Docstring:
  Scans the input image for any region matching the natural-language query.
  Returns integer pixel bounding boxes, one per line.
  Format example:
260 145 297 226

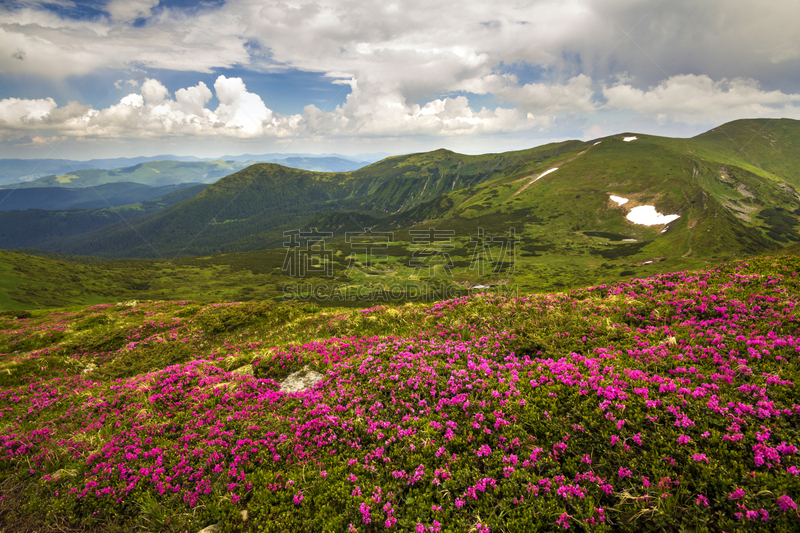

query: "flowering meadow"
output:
2 256 800 532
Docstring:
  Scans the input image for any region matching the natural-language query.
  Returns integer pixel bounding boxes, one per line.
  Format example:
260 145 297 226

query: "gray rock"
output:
50 468 77 481
197 524 220 533
280 365 325 393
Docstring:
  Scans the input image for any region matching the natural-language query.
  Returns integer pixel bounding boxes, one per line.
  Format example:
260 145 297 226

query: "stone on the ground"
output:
280 365 325 392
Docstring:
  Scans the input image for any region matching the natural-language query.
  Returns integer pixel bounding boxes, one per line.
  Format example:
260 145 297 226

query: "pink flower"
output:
677 435 691 445
778 495 797 511
293 490 304 505
696 494 709 507
729 488 746 500
618 467 632 478
359 502 371 524
556 512 572 529
692 453 709 464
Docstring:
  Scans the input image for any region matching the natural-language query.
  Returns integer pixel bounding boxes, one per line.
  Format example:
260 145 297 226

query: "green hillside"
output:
37 145 569 259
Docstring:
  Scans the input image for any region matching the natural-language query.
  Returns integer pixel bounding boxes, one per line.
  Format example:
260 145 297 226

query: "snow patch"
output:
531 167 558 183
594 141 601 145
609 195 629 205
626 205 680 226
643 261 653 264
623 136 637 142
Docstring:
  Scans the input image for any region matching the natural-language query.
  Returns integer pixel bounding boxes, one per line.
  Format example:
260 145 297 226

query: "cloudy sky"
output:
1 0 799 159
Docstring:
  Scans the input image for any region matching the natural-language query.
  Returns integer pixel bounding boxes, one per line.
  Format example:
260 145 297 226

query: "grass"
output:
2 252 800 531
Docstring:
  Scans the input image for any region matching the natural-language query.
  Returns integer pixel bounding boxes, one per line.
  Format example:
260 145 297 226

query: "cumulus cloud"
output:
2 0 800 150
603 74 800 124
0 75 538 142
106 0 161 23
495 75 597 115
0 97 58 128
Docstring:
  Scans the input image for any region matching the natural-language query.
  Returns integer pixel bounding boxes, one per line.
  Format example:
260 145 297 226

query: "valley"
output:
1 118 799 310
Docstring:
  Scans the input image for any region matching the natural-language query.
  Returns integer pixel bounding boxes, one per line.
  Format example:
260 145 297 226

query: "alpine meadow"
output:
2 1 800 532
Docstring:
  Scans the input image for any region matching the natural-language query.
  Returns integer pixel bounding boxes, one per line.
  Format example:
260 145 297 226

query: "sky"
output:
1 0 799 160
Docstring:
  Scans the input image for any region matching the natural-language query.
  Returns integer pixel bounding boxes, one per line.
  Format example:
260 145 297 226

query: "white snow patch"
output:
622 239 637 242
643 261 653 264
623 136 637 142
626 205 680 226
609 195 629 205
531 167 558 183
594 141 601 145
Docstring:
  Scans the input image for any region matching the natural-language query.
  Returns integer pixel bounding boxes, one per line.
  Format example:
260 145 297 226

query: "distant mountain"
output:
0 182 203 211
0 154 377 186
0 156 204 186
0 184 208 251
14 160 253 189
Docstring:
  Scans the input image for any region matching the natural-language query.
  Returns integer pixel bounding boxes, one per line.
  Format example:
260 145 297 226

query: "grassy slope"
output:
1 254 800 531
42 147 561 259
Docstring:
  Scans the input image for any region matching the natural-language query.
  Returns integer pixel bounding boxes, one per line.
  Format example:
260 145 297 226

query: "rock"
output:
50 468 77 481
241 510 248 521
280 365 325 393
197 524 220 533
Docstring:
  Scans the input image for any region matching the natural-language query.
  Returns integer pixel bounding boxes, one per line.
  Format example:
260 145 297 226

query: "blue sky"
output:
1 0 799 159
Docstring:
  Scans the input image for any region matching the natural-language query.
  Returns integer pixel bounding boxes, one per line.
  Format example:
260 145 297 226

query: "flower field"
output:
2 256 800 532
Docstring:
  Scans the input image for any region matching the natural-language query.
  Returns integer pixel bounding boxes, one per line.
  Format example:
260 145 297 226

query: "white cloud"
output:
495 74 596 114
214 75 273 135
0 97 58 128
2 0 800 153
141 78 169 105
0 75 536 142
603 74 800 124
106 0 161 23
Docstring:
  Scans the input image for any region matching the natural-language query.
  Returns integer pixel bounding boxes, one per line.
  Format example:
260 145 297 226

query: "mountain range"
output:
0 117 799 308
0 154 376 187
